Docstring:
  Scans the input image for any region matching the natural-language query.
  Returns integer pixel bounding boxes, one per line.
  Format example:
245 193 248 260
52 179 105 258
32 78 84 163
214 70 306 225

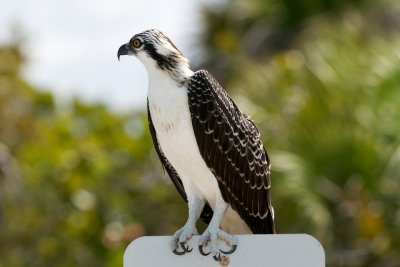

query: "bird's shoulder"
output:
188 69 237 112
189 69 212 80
188 69 220 91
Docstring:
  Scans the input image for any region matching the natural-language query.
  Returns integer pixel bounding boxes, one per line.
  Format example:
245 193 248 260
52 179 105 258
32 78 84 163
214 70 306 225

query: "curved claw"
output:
220 244 237 255
198 244 211 256
172 242 192 255
213 253 221 261
180 242 192 253
172 247 186 255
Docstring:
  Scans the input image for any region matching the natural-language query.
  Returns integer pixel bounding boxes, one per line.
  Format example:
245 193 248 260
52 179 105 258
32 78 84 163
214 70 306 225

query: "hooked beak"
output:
117 43 130 61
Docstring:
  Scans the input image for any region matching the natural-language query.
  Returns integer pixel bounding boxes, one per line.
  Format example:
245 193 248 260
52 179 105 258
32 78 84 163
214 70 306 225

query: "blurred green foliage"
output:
199 0 400 266
1 0 400 266
0 45 186 266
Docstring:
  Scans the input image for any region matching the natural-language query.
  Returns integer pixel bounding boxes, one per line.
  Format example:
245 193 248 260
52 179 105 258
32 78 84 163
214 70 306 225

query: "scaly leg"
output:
171 182 204 255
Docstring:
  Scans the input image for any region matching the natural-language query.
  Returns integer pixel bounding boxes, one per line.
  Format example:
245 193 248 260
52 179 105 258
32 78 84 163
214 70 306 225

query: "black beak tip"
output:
117 44 130 61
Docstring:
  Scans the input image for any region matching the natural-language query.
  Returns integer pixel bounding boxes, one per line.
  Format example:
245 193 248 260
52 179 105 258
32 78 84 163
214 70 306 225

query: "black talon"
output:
180 242 192 253
213 253 221 261
172 247 186 255
199 244 211 256
220 244 237 255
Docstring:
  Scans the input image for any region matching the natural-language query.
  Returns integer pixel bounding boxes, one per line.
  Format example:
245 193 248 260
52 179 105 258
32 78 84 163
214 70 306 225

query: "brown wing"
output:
187 70 275 234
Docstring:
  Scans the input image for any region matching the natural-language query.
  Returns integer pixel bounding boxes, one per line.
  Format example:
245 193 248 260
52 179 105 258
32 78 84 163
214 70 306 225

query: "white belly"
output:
148 79 219 208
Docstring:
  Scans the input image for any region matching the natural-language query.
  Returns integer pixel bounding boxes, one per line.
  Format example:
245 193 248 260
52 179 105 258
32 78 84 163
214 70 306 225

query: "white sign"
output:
124 234 325 267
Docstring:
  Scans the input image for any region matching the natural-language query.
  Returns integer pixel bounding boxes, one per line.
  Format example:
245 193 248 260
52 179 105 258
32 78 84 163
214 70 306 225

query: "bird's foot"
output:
170 224 198 255
198 227 238 261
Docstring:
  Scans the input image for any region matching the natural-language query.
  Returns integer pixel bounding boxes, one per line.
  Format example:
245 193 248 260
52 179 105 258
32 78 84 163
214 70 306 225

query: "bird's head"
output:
118 29 192 83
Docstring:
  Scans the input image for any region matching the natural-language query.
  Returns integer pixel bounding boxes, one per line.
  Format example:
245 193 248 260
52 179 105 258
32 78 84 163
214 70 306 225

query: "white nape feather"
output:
155 39 178 57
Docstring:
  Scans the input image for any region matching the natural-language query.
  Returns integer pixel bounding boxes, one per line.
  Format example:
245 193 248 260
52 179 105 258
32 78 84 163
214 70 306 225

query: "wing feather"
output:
187 70 275 234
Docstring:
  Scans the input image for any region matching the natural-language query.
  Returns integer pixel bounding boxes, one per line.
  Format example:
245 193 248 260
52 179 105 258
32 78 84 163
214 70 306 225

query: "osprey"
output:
118 29 275 261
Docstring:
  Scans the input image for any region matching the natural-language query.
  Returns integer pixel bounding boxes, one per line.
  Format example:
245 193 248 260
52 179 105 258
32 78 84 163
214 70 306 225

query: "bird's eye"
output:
131 38 142 49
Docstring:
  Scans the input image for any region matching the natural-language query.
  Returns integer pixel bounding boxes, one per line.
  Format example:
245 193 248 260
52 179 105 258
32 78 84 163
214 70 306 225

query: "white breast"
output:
147 70 219 208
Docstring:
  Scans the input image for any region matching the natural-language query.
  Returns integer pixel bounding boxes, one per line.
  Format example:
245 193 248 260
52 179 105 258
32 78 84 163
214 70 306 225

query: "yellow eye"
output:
132 38 142 48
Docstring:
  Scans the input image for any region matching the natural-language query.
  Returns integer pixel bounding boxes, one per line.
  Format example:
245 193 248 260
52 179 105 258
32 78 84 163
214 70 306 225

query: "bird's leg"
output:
171 184 204 255
198 195 238 260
